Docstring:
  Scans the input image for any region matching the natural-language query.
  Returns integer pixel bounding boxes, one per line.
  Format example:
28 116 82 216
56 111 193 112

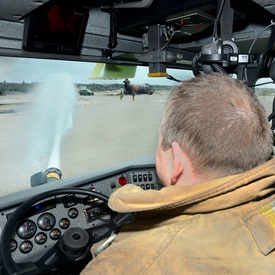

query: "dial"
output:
10 239 17 252
68 208 78 219
19 241 33 254
59 218 70 229
17 220 37 239
50 228 61 240
37 213 56 231
35 232 47 245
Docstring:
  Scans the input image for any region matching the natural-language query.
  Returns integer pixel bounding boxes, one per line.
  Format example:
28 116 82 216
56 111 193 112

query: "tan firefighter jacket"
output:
81 158 275 274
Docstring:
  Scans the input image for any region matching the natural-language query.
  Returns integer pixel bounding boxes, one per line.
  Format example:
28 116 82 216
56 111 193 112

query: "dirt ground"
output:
0 91 169 196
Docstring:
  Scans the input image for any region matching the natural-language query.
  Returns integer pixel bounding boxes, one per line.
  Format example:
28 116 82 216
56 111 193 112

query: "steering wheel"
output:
0 187 134 275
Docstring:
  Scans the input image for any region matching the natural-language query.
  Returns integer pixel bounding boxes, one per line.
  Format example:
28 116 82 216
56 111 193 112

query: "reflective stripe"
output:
261 203 275 227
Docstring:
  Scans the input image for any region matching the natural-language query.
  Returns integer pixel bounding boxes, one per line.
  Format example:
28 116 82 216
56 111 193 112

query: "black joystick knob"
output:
60 227 90 256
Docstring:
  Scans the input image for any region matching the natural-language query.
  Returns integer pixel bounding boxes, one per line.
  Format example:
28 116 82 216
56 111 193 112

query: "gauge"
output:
35 232 47 245
37 213 56 231
68 208 78 219
10 239 17 252
19 241 33 254
59 218 70 229
17 220 37 239
50 228 61 240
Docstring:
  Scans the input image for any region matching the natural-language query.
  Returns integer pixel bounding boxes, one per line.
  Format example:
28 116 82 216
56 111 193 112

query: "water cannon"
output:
45 167 62 182
138 24 184 77
30 167 62 187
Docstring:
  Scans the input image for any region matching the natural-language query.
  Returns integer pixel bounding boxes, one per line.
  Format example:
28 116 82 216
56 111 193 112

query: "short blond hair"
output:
161 73 273 179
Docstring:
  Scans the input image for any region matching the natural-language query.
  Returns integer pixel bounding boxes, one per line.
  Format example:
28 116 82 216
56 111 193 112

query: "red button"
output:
118 176 127 186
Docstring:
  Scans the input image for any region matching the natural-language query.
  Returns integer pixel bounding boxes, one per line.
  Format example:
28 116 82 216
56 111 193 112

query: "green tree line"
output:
255 88 275 96
0 81 172 93
0 81 37 93
75 83 172 91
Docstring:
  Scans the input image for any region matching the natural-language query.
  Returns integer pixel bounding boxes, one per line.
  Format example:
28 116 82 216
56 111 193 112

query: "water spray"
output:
28 74 76 187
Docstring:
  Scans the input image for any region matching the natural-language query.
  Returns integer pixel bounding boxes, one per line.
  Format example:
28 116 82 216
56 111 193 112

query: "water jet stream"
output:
30 74 76 173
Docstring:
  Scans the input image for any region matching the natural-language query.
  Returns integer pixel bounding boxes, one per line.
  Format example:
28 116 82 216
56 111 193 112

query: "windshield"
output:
255 78 275 133
0 56 194 196
2 57 274 197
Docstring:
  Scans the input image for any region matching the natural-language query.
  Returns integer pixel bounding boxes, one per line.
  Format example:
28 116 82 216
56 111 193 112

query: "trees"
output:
0 81 37 93
0 81 173 94
255 88 275 96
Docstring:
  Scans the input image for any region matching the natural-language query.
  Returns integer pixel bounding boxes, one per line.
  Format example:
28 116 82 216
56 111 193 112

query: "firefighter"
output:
120 89 124 100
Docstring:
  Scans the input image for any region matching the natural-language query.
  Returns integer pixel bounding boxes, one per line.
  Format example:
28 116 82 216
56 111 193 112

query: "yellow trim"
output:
148 72 168 77
89 63 137 80
89 63 104 79
47 172 60 180
261 203 275 228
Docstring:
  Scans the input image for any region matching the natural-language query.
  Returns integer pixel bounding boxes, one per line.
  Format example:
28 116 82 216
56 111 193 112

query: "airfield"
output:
0 91 273 196
0 91 168 196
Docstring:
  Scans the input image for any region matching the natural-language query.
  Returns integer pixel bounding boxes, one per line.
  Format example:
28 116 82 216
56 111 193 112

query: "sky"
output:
1 56 273 87
0 56 194 85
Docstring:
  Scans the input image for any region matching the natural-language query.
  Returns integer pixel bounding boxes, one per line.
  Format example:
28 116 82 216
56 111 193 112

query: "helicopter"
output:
123 78 154 95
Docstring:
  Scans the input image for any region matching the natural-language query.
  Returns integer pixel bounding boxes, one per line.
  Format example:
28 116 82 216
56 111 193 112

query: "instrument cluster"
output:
8 193 112 261
0 167 162 263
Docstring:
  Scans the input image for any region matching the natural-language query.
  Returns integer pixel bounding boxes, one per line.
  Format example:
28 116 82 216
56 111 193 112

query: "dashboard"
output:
0 156 162 274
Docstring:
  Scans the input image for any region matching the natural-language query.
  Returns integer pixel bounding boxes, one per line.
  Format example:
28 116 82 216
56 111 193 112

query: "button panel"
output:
130 170 161 190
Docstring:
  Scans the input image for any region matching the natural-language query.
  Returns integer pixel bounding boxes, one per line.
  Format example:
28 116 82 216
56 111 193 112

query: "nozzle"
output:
45 167 62 182
30 167 62 187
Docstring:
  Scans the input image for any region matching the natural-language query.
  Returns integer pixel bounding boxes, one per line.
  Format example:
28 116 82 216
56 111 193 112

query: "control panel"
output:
83 167 161 197
0 167 162 263
2 194 113 262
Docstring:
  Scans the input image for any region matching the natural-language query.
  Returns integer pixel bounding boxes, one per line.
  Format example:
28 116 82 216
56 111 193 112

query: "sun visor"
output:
89 63 136 80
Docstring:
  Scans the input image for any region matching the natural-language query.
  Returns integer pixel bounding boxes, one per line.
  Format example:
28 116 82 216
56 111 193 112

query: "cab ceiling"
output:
0 0 275 69
0 0 274 22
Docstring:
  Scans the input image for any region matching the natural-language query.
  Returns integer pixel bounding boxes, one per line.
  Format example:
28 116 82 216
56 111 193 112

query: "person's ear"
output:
170 141 185 184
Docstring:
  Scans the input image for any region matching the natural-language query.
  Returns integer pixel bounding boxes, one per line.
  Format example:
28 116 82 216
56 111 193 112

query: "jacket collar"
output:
108 158 275 213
